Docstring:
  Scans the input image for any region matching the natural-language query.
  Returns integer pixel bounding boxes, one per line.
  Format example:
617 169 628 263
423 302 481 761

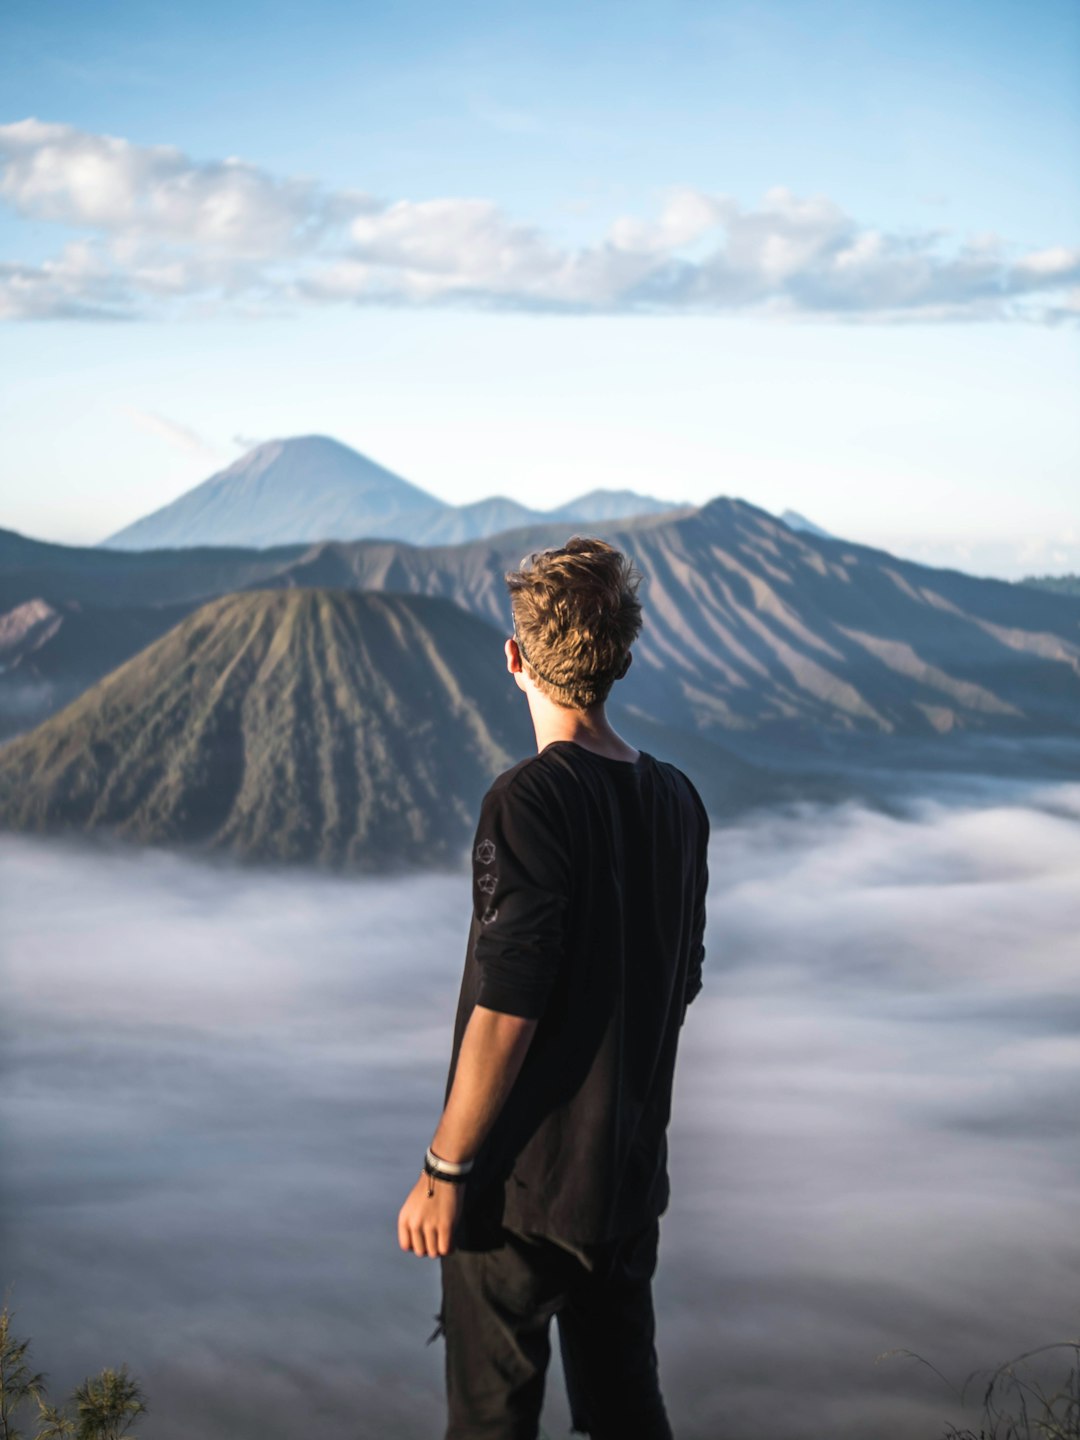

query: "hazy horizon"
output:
1 418 1077 586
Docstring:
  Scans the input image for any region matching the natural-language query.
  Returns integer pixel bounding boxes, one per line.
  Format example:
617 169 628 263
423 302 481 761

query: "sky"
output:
4 772 1080 1438
0 0 1078 577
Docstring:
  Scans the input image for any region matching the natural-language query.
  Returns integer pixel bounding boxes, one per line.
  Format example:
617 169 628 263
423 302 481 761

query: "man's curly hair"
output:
504 536 645 711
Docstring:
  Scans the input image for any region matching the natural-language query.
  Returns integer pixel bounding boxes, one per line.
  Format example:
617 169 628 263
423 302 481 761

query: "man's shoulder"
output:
669 761 707 806
483 748 571 813
648 758 710 838
474 752 575 865
643 753 706 805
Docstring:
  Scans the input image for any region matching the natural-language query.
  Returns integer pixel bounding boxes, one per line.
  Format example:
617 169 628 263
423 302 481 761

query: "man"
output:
397 536 710 1440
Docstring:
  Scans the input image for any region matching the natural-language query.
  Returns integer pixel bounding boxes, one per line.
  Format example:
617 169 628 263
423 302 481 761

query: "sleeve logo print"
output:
480 905 499 924
477 872 498 895
474 839 496 865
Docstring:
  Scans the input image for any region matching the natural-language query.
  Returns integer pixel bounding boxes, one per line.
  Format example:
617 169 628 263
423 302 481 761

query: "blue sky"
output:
1 0 1077 577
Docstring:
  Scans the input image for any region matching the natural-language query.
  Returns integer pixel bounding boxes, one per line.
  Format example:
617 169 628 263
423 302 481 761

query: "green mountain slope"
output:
0 589 537 869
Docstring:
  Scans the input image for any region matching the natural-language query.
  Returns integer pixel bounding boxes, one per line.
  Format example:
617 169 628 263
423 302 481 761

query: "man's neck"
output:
529 703 640 762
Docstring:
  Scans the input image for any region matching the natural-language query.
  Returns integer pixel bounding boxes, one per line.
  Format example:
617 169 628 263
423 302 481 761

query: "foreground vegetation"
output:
0 1305 146 1440
879 1339 1080 1438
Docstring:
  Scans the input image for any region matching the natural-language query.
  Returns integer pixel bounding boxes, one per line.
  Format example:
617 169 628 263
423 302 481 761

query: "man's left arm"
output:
397 1005 538 1259
397 777 571 1260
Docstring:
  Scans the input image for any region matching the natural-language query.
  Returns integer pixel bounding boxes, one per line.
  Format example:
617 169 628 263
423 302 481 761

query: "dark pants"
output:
427 1216 674 1440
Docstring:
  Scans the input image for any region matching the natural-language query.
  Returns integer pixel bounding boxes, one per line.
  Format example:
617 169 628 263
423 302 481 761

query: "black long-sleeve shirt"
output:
441 738 710 1258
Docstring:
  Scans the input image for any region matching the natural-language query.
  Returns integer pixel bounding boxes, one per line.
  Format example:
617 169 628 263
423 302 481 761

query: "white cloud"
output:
1010 245 1080 283
346 198 560 292
608 185 725 254
1 118 1076 326
0 117 368 253
0 238 134 320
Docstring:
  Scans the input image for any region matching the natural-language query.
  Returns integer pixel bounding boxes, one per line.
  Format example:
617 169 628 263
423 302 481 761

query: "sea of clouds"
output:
2 775 1079 1439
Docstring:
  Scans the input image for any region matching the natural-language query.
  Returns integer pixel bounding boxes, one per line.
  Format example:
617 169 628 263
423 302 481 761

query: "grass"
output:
878 1339 1080 1438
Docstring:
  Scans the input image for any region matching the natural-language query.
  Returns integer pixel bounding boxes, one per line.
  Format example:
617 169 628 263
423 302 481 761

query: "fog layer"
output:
2 779 1079 1439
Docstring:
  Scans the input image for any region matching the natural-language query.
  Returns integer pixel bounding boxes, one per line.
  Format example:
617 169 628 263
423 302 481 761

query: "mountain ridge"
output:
4 495 1079 744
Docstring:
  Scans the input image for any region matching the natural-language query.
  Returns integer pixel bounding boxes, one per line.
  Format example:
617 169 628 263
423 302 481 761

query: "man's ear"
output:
618 651 633 679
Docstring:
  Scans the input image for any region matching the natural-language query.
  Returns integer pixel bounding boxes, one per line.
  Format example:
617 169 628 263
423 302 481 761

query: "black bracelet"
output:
424 1156 470 1184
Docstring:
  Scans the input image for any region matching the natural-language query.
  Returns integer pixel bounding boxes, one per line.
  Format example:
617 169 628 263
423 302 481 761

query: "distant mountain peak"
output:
100 436 444 551
98 433 684 552
698 495 781 527
546 487 683 524
218 434 363 471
